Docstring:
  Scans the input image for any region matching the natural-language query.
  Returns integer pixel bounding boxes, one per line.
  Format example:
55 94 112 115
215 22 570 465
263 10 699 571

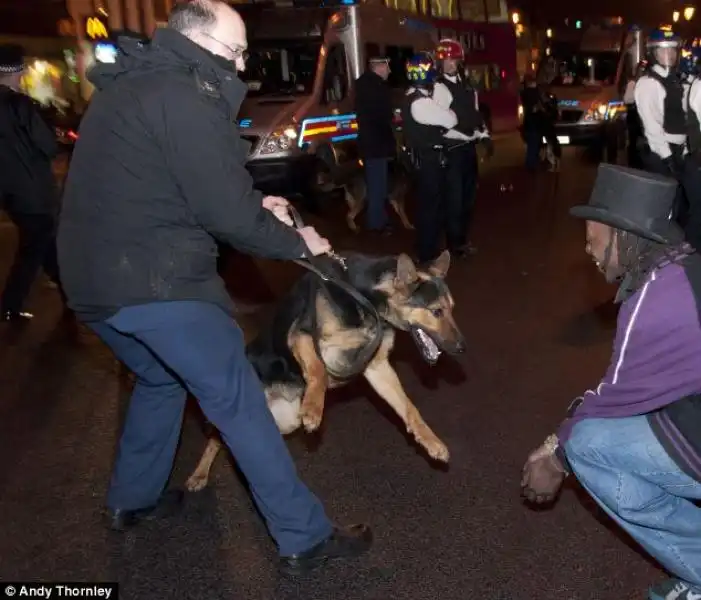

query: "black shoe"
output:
1 310 33 323
106 489 185 531
279 524 373 576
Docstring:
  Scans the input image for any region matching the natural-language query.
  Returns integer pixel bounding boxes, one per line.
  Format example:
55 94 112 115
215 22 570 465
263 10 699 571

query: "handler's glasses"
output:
201 32 249 62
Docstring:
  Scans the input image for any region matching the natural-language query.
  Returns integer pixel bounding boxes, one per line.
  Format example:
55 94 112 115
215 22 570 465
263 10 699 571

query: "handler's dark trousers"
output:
88 300 333 556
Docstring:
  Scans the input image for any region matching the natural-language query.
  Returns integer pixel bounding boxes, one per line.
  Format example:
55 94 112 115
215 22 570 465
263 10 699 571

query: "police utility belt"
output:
406 144 449 169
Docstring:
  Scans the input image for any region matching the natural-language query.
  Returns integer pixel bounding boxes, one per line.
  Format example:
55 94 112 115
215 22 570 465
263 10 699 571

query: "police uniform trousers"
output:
641 145 690 225
411 148 448 263
682 155 701 251
0 199 61 315
445 142 478 252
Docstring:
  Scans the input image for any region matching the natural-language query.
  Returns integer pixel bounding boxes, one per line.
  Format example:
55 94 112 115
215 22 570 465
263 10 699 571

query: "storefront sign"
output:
85 16 109 41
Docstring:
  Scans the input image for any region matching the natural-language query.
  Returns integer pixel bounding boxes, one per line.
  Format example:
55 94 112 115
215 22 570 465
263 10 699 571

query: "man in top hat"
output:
354 54 395 234
0 44 61 323
521 164 701 600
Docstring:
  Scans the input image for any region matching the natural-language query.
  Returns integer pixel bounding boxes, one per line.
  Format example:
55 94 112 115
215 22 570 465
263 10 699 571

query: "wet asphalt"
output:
0 138 662 599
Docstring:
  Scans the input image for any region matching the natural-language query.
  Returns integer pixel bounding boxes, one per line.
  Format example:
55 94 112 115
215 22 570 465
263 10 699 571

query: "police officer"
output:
678 45 701 249
0 44 61 323
401 53 458 264
354 55 394 234
433 39 493 257
634 29 688 219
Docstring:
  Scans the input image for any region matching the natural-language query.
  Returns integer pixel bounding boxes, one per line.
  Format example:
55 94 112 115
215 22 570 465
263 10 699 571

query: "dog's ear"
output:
428 250 450 279
395 253 418 289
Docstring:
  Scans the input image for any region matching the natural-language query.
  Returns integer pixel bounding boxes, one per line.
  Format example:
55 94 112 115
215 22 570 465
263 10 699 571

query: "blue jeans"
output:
364 157 389 230
88 300 333 556
564 416 701 592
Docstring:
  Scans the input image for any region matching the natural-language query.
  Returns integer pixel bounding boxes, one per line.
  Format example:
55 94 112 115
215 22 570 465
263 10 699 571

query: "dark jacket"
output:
520 85 542 132
57 28 307 322
0 86 58 215
354 70 395 159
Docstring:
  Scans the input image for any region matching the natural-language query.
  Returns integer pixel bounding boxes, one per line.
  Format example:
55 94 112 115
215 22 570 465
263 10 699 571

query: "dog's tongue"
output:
416 329 441 361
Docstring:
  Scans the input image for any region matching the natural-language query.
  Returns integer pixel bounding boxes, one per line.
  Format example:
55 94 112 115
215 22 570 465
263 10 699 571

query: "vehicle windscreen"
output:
543 51 619 86
240 41 321 96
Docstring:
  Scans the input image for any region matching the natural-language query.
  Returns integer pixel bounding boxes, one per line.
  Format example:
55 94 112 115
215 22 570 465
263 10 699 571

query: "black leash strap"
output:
287 206 384 379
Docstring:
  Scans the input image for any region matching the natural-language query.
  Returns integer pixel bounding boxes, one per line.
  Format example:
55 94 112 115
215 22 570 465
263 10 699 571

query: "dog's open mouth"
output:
411 327 442 365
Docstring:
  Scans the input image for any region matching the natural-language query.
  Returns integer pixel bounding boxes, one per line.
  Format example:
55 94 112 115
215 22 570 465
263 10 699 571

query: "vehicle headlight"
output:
583 103 609 121
259 126 298 155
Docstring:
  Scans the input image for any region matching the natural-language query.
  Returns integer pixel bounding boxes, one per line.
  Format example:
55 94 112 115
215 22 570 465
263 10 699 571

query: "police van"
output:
235 0 485 199
538 22 631 162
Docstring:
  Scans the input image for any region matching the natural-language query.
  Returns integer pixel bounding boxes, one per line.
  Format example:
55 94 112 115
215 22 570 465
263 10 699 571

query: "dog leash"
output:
286 205 385 380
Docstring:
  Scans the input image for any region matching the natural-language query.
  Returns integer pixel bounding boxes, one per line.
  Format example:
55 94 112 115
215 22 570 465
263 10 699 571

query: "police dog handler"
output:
57 0 371 575
521 164 701 600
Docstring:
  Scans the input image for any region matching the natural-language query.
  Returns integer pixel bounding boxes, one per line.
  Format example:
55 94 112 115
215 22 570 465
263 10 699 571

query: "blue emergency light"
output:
293 0 356 6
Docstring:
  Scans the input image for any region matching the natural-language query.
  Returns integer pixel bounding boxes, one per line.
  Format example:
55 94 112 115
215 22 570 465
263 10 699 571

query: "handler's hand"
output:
262 195 294 227
298 226 331 256
521 444 566 505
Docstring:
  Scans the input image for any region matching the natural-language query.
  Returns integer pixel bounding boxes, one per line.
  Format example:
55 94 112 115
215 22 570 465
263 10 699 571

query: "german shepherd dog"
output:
315 157 415 233
185 250 464 492
342 160 415 233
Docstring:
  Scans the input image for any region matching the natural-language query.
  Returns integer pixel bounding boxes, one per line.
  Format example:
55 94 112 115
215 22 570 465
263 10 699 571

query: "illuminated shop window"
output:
466 63 502 90
389 0 419 13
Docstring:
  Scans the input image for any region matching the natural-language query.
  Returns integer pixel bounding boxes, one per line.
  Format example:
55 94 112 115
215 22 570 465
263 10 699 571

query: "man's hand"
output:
262 195 294 227
521 442 567 504
262 195 330 256
298 226 331 256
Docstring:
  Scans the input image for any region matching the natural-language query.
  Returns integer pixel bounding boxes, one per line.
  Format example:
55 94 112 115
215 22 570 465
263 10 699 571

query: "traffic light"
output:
575 20 582 29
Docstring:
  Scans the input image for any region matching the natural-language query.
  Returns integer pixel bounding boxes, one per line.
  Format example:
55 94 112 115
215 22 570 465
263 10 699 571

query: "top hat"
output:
570 163 682 244
0 44 25 74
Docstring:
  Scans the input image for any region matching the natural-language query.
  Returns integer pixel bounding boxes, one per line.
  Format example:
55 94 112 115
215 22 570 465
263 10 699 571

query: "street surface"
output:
0 137 662 599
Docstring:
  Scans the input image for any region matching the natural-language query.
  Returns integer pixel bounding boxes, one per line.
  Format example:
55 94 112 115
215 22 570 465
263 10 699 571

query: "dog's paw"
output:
184 472 209 492
301 406 324 432
411 425 450 462
425 438 450 462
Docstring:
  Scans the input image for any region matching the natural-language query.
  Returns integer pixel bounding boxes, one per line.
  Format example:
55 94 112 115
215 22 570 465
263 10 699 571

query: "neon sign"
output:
86 16 109 41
